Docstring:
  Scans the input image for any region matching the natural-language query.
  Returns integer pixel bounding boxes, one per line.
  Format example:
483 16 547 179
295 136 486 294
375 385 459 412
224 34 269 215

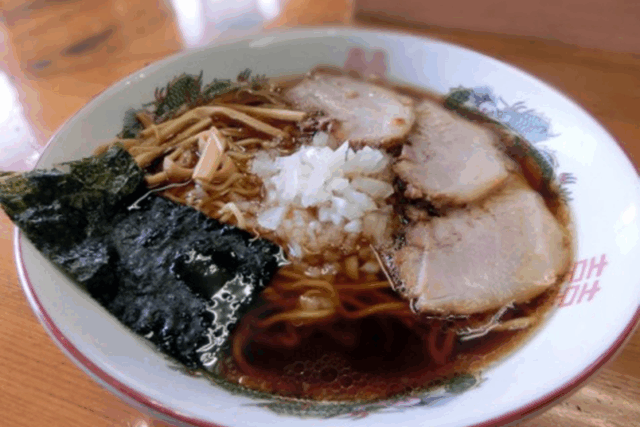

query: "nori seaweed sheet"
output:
0 146 283 369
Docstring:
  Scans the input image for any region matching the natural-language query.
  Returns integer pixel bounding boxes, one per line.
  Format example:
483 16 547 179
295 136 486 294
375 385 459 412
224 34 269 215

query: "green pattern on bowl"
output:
208 372 480 419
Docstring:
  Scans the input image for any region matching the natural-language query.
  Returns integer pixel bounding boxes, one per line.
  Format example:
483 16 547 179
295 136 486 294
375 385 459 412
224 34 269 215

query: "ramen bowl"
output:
15 28 640 427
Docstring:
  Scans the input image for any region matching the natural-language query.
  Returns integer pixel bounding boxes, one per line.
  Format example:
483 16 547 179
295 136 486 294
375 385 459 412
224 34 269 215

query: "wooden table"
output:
1 1 639 426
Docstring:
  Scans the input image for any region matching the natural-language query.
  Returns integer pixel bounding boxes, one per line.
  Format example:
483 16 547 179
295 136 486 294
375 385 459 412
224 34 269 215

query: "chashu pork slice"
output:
394 100 512 206
384 177 572 315
285 74 415 148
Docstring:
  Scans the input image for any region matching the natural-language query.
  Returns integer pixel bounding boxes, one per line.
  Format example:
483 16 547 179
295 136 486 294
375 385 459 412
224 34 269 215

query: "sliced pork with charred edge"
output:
285 74 415 149
381 176 572 315
393 100 513 207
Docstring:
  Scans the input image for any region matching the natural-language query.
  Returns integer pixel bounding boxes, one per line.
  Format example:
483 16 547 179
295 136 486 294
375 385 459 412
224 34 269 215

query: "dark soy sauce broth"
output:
217 286 561 401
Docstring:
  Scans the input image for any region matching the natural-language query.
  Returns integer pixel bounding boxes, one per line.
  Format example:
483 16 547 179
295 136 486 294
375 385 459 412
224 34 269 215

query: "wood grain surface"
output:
356 0 640 54
0 1 639 426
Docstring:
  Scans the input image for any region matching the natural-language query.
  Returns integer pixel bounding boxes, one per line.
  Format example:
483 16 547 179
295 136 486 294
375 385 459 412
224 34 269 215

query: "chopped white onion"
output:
362 210 391 245
318 206 332 223
328 177 350 193
252 141 394 259
347 187 377 209
292 209 306 227
341 146 389 176
312 131 329 147
330 211 344 226
257 205 288 230
251 151 279 177
344 219 362 233
350 177 394 199
288 242 303 258
360 260 381 274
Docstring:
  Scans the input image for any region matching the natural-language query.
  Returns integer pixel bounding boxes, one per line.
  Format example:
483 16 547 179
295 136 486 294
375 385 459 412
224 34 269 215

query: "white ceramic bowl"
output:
14 28 640 427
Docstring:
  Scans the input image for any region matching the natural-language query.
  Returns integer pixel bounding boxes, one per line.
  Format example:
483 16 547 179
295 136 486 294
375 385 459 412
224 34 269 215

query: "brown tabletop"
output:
1 1 639 426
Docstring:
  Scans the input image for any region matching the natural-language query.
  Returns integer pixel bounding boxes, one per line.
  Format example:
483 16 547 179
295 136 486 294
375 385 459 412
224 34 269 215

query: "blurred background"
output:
1 0 639 170
1 1 639 426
